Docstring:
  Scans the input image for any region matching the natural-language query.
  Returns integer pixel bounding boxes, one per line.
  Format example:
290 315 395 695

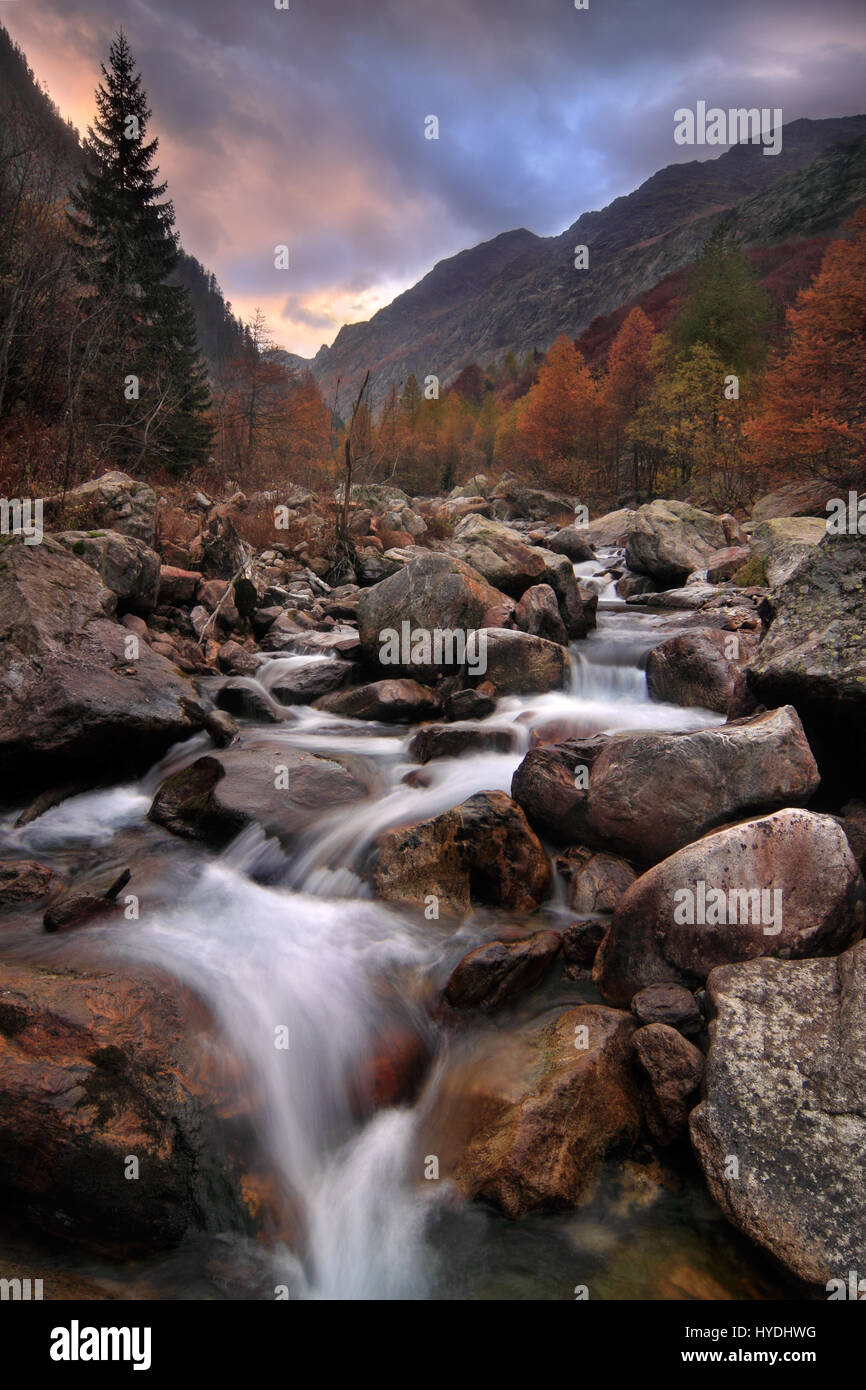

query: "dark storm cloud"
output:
6 0 865 352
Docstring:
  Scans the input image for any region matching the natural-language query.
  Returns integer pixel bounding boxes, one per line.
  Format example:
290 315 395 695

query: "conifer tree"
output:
67 31 212 470
673 223 771 374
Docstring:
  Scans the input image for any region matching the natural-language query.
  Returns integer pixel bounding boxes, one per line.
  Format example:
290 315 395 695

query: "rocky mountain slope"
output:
312 117 866 411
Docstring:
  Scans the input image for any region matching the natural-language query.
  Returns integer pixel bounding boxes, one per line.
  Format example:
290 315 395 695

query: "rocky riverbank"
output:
0 469 863 1299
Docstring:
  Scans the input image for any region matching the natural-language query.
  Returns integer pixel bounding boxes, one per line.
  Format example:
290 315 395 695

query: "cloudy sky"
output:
6 0 865 356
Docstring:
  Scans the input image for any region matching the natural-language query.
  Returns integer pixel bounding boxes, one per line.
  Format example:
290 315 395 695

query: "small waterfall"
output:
0 600 726 1300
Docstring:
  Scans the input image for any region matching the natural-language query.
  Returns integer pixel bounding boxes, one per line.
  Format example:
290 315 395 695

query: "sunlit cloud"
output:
4 0 864 358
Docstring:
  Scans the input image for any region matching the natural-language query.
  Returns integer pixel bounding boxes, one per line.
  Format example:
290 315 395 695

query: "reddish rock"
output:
593 809 866 1004
407 723 517 763
516 706 820 865
514 583 568 645
630 983 702 1035
371 790 551 914
217 641 260 677
43 867 131 933
631 1023 705 1144
561 919 607 967
444 687 496 721
158 565 202 604
555 846 636 913
349 1025 430 1117
705 545 752 583
431 1005 640 1217
646 628 758 715
314 679 442 723
444 931 561 1011
0 960 256 1253
0 861 59 905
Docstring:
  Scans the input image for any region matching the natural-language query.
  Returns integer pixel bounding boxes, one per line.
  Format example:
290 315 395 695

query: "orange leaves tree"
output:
516 334 598 489
747 206 866 488
601 306 657 496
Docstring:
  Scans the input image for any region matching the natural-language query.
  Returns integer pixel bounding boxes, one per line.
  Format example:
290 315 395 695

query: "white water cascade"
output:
0 602 726 1299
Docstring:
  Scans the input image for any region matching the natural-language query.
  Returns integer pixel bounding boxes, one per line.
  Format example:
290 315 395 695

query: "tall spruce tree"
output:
67 31 212 470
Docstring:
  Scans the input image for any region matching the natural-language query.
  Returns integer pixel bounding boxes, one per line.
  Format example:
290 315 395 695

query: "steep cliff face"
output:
311 116 866 411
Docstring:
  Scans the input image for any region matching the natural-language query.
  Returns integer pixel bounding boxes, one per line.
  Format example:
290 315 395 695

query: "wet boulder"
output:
444 687 496 722
407 723 518 763
514 583 568 646
314 679 441 723
593 809 866 1004
511 737 608 845
513 708 819 864
630 983 702 1036
0 538 205 786
215 678 284 723
269 659 357 705
561 919 607 967
472 628 570 695
0 861 59 906
545 525 595 562
444 930 562 1011
646 628 759 715
216 641 261 677
690 940 866 1291
581 706 819 864
149 737 372 848
555 846 637 914
43 866 131 933
432 1005 640 1217
371 790 551 914
0 960 254 1253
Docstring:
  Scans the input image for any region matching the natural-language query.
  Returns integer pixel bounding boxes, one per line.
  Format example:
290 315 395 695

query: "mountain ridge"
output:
311 115 866 411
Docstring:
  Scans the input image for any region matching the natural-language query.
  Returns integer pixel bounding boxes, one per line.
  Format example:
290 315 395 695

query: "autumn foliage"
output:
747 205 866 487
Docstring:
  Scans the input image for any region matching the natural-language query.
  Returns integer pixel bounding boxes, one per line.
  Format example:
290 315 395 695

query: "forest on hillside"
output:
1 25 864 516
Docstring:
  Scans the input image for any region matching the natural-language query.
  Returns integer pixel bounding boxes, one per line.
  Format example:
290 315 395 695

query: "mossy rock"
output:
733 553 768 587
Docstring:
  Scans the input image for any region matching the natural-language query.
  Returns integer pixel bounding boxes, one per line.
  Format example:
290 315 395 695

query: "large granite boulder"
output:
751 516 827 588
593 808 866 1003
45 470 157 545
646 628 759 715
357 552 513 683
54 529 161 614
691 941 866 1290
746 535 866 799
625 501 727 585
0 538 205 786
512 707 819 864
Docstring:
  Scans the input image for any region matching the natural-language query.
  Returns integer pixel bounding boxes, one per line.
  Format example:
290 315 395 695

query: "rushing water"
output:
0 578 792 1301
